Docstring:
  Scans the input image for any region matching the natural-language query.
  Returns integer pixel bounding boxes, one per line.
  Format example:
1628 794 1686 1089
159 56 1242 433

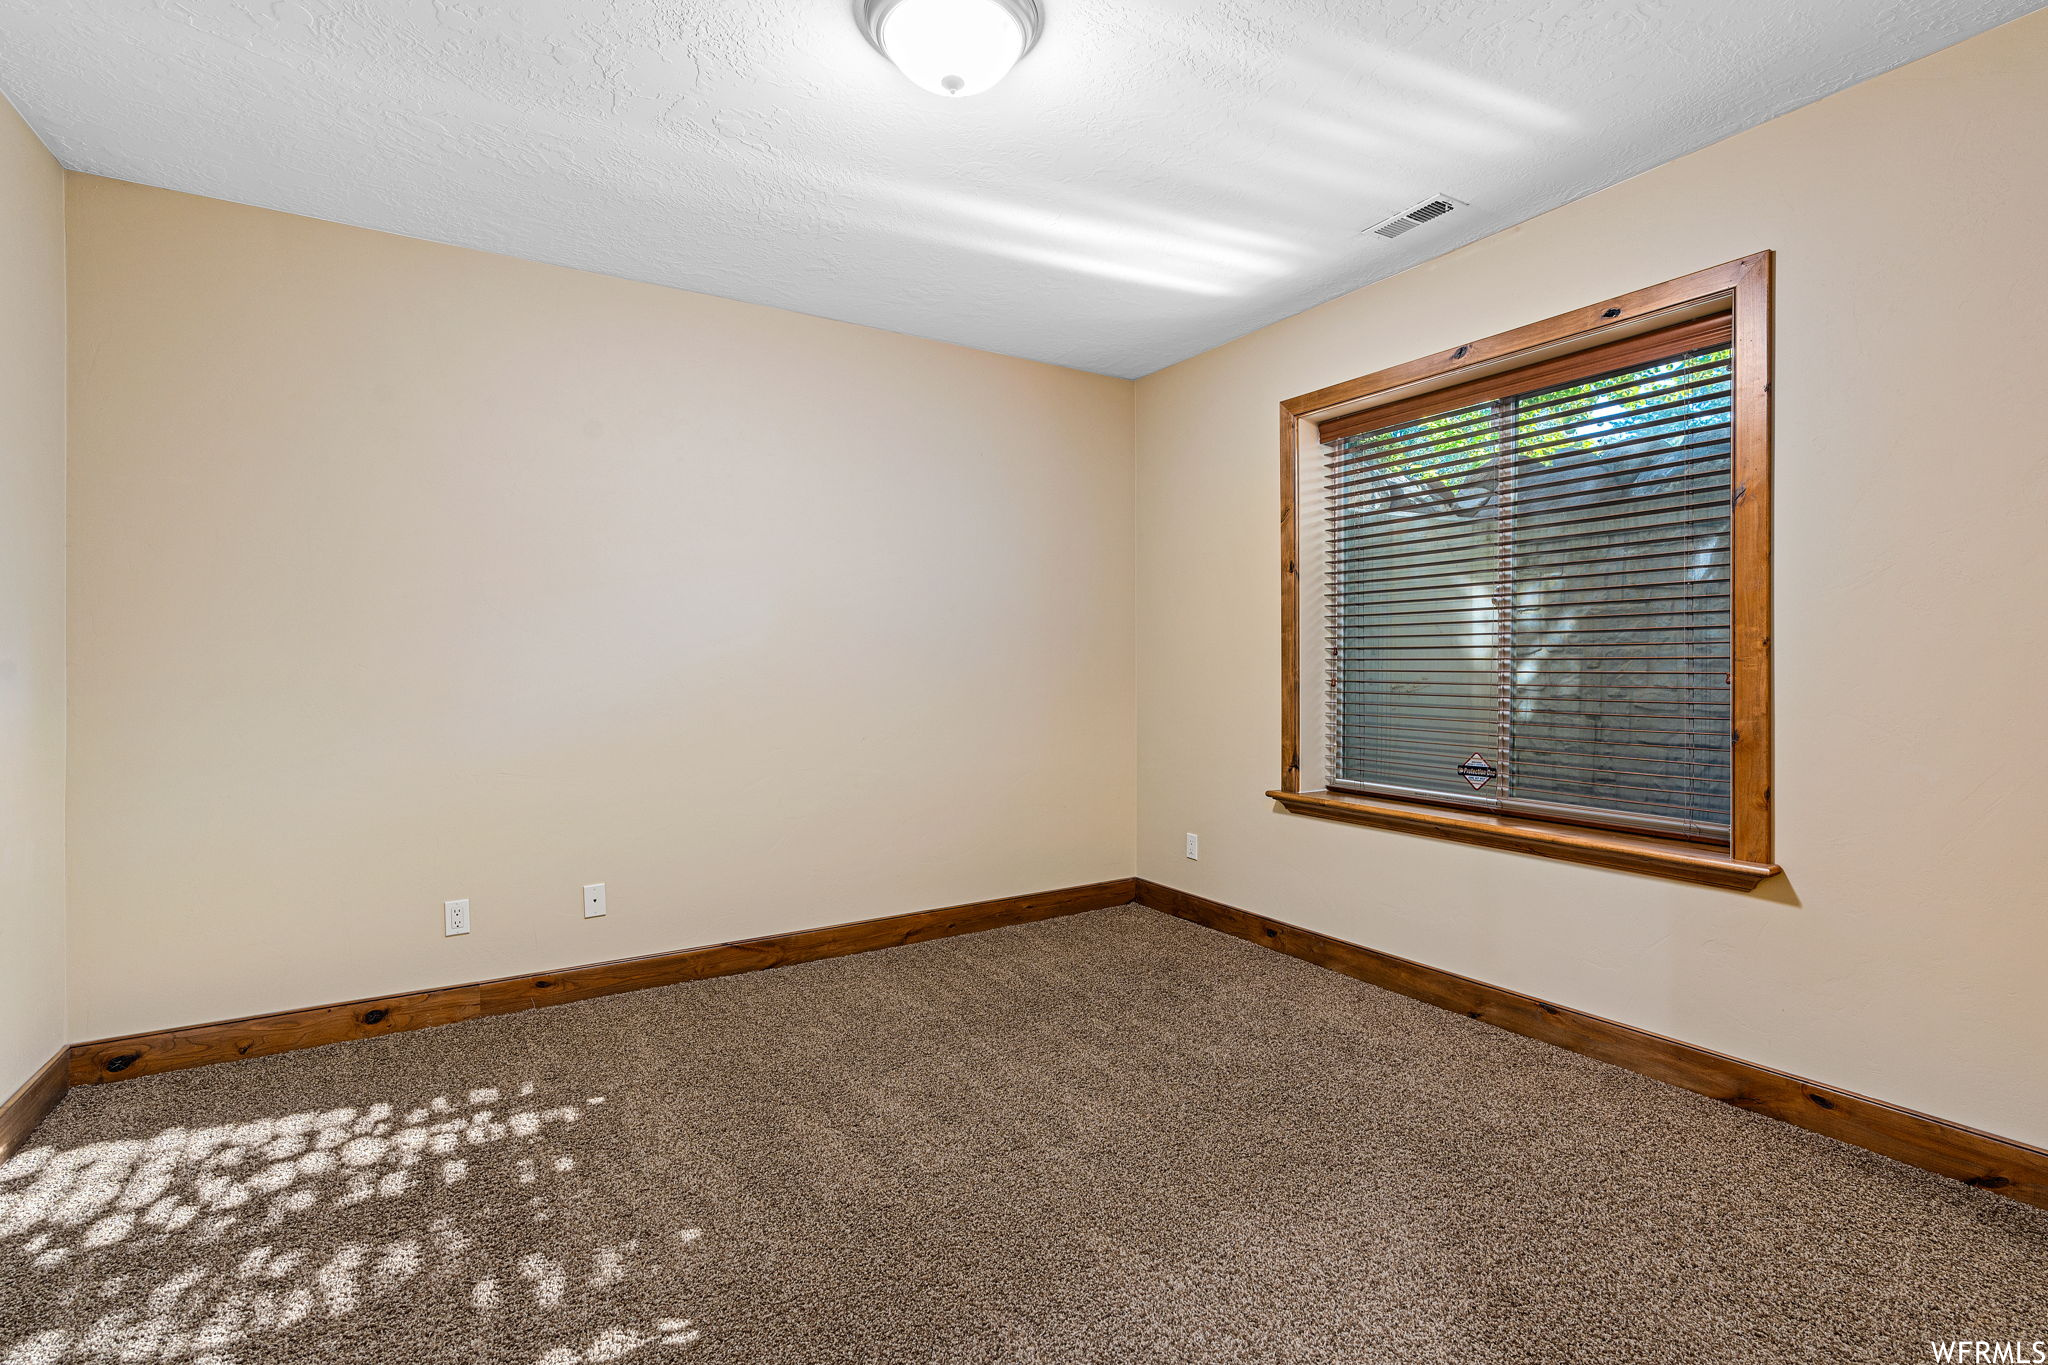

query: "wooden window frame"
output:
1271 254 1778 891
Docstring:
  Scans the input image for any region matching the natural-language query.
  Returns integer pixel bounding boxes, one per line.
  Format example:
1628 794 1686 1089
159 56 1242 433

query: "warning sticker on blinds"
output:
1457 754 1498 790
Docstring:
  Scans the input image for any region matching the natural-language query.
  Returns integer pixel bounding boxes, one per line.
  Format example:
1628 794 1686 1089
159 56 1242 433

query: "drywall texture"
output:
2 0 2036 376
0 94 67 1100
1134 11 2048 1147
65 177 1134 1041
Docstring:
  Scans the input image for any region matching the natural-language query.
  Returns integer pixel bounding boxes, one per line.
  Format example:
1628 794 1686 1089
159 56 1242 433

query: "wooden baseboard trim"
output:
0 1048 70 1161
60 873 2045 1211
69 877 1139 1088
1133 878 2048 1210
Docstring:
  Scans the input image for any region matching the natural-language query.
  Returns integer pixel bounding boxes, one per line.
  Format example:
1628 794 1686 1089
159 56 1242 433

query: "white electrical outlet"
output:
444 898 470 936
583 883 606 918
1185 833 1200 860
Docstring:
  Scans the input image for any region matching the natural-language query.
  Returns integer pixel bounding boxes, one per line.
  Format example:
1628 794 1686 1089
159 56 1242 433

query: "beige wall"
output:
45 10 2048 1150
65 177 1134 1041
0 95 67 1099
1135 12 2048 1146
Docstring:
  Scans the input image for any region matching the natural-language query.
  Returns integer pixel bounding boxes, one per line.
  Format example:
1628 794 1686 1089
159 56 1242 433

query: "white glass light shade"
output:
864 0 1040 98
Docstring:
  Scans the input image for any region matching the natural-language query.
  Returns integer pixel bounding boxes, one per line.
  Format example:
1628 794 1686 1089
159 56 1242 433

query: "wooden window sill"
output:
1267 789 1781 891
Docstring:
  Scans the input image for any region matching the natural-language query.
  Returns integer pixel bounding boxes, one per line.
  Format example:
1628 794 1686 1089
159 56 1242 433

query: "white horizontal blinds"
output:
1504 343 1734 835
1325 320 1735 841
1325 397 1505 809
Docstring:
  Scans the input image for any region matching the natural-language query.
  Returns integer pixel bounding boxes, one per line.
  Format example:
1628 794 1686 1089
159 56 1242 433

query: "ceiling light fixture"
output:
856 0 1043 98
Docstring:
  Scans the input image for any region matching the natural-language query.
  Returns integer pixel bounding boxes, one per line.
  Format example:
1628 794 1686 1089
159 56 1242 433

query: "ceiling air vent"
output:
1366 195 1466 239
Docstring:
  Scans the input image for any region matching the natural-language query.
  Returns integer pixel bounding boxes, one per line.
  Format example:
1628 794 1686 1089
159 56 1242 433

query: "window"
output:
1324 316 1734 838
1272 256 1776 889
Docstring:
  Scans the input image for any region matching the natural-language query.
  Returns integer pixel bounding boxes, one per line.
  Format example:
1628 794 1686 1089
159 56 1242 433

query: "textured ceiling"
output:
0 0 2037 376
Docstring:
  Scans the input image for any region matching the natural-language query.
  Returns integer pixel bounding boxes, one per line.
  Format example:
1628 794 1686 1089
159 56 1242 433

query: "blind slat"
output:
1329 726 1731 752
1326 402 1730 500
1332 735 1731 775
1329 557 1730 595
1335 758 1730 801
1330 600 1732 625
1316 314 1734 444
1328 387 1733 493
1335 626 1720 642
1328 466 1735 545
1332 699 1728 722
1329 515 1731 575
1327 356 1744 472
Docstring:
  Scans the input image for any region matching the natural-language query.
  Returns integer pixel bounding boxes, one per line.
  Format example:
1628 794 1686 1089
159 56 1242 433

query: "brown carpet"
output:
3 906 2043 1364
